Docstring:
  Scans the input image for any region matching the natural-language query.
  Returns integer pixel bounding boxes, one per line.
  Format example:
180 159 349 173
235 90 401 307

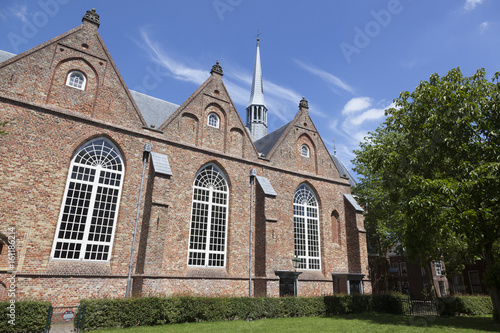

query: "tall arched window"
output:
293 184 321 270
51 138 124 261
188 164 228 267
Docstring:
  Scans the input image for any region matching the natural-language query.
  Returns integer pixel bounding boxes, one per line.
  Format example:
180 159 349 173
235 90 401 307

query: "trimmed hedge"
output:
78 294 411 331
0 300 51 333
438 296 493 316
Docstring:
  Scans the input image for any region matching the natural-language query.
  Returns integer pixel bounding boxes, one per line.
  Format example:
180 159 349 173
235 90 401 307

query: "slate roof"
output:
150 152 172 176
129 90 179 129
0 50 15 63
255 176 277 197
253 121 290 157
343 193 364 212
332 154 358 187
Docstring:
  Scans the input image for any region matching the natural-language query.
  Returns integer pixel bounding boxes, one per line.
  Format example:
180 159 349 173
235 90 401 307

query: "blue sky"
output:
1 0 499 178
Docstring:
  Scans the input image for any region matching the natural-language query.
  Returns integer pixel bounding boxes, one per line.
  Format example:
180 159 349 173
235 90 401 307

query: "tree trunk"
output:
484 243 500 322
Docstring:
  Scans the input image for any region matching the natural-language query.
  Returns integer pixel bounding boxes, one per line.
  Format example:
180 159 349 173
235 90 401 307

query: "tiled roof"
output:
253 121 290 157
332 154 357 187
0 50 15 63
129 90 178 129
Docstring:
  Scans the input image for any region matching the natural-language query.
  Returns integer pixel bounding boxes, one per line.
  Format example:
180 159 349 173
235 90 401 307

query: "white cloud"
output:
339 101 392 147
349 107 388 126
136 29 321 128
464 0 483 11
139 29 208 85
479 21 490 33
9 5 29 23
341 97 372 115
293 59 355 95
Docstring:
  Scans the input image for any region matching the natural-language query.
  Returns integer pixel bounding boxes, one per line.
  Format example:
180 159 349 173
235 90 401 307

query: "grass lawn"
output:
92 313 500 332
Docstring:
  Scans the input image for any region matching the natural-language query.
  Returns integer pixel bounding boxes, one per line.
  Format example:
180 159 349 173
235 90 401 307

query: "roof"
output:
343 193 364 213
129 90 179 129
247 39 266 108
253 121 290 157
0 50 15 63
255 176 277 197
150 152 172 176
332 154 358 187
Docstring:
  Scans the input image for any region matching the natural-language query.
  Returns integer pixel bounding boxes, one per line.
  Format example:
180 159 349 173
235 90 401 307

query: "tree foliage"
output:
353 68 500 319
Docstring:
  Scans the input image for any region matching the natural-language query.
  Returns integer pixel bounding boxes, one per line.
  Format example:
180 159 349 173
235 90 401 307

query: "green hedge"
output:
0 300 51 333
79 294 409 331
438 296 493 316
77 294 493 331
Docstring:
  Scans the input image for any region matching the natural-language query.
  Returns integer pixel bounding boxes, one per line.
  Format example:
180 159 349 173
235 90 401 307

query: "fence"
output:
44 305 85 333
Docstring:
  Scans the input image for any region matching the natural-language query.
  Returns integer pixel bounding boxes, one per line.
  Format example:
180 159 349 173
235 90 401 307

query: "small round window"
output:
208 113 219 128
66 71 86 90
301 144 310 157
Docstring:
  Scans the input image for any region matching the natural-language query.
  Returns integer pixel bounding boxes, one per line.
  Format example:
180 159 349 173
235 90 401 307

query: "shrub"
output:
0 300 51 333
438 296 493 316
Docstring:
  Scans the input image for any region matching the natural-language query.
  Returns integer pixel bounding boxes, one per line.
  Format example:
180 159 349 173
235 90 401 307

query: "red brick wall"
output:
0 18 370 306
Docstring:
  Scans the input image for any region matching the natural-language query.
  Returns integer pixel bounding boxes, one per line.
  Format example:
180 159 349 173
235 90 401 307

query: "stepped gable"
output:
255 97 343 180
159 61 259 159
0 9 147 129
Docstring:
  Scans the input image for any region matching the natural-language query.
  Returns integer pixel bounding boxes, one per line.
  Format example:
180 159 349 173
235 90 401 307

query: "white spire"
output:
247 39 266 108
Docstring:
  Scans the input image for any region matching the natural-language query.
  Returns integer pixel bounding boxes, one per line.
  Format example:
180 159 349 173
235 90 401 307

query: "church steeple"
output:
246 38 268 141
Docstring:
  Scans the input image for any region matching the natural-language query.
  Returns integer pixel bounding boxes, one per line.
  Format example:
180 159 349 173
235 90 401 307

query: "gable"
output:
259 99 342 179
0 13 146 130
160 66 259 159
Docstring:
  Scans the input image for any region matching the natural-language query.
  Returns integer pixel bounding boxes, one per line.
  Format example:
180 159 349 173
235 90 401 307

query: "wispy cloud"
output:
464 0 483 11
9 5 29 23
293 59 355 95
479 21 490 33
338 98 392 147
136 29 318 127
138 29 208 85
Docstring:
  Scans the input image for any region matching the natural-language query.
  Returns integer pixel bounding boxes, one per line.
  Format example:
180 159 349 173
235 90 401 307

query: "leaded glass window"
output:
301 144 309 157
66 71 86 90
51 138 124 261
208 113 219 128
293 184 321 270
188 164 228 267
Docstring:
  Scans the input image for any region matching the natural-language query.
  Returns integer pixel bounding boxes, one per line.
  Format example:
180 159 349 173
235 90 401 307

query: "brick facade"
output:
0 11 370 307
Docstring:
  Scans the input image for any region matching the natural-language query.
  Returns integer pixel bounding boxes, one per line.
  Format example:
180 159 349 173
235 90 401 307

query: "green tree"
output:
353 68 500 320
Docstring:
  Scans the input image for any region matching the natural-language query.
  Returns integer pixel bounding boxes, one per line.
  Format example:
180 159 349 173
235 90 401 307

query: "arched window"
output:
207 113 219 128
66 71 86 90
51 138 124 261
293 184 321 270
301 144 310 157
188 164 228 267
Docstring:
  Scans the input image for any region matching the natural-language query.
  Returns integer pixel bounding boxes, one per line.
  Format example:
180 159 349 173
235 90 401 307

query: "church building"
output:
0 9 370 307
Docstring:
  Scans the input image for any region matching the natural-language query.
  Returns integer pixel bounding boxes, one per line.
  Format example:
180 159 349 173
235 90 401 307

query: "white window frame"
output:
207 113 219 128
301 144 310 157
50 137 124 262
434 261 443 276
293 183 321 270
66 70 86 90
187 164 228 268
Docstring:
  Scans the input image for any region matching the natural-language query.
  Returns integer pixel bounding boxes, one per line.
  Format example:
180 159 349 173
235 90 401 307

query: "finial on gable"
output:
211 60 223 76
299 96 309 109
82 8 100 28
